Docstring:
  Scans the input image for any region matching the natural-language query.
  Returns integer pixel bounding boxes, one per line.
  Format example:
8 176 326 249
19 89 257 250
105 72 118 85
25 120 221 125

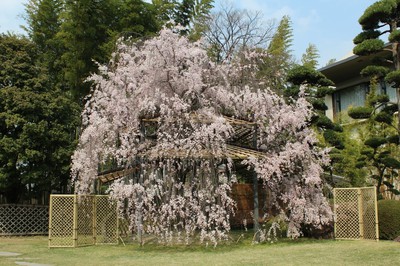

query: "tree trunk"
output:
253 172 259 239
391 23 400 142
252 123 260 240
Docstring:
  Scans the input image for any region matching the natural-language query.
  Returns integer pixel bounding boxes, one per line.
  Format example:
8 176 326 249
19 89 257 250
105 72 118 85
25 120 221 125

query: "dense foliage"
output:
24 0 213 103
378 200 400 240
0 34 80 203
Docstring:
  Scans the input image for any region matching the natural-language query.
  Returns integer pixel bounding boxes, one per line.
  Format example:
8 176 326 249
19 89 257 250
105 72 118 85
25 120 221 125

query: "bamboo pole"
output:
358 188 364 239
252 123 259 241
116 199 120 245
374 186 379 242
333 188 337 239
93 196 97 245
73 195 78 247
48 195 53 248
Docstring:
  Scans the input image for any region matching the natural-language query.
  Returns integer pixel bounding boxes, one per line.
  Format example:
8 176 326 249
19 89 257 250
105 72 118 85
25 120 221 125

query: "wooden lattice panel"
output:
77 196 95 246
361 188 378 240
49 195 75 247
0 204 48 236
95 196 118 244
334 187 378 241
49 195 118 248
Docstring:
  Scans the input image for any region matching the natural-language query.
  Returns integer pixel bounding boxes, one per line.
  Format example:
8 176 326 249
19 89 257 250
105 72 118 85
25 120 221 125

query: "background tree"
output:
263 15 294 88
174 0 213 39
57 0 120 101
325 58 337 66
203 3 275 62
0 34 80 203
98 0 161 66
301 43 319 69
24 0 64 89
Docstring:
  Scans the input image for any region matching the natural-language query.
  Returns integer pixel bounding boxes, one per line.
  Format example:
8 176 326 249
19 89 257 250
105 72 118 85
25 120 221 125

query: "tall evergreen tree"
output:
24 0 64 89
174 0 213 39
348 78 400 198
260 15 294 90
301 43 319 69
0 34 80 203
56 0 113 101
286 63 344 186
117 0 160 39
349 0 400 197
267 15 293 62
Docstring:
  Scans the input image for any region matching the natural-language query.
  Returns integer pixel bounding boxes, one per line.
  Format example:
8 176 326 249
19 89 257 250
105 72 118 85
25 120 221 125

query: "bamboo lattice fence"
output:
0 204 48 236
333 187 378 241
48 195 118 248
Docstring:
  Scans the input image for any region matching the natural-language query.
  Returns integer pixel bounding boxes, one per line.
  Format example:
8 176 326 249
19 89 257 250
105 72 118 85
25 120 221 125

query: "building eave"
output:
319 43 392 90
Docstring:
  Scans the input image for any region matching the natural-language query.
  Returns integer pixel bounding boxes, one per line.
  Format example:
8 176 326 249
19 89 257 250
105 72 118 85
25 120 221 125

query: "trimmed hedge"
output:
378 200 400 240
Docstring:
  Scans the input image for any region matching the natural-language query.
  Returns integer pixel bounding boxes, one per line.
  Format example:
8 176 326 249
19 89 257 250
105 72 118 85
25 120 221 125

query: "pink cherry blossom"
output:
71 26 333 244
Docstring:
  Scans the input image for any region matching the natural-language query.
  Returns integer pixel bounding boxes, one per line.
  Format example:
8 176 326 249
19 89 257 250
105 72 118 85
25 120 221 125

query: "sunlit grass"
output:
0 232 399 266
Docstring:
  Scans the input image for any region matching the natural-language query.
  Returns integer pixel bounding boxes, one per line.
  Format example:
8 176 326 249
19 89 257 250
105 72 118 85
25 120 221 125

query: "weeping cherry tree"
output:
71 27 333 245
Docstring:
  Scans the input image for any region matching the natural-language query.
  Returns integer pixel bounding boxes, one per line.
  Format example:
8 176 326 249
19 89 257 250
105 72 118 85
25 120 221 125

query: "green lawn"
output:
0 235 399 266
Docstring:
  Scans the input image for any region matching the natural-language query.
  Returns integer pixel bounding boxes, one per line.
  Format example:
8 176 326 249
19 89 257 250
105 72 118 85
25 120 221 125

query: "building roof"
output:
319 45 392 89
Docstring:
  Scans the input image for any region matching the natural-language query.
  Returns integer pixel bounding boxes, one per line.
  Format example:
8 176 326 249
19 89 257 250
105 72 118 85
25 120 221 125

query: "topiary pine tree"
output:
286 63 346 186
286 64 343 149
348 77 400 198
353 0 400 142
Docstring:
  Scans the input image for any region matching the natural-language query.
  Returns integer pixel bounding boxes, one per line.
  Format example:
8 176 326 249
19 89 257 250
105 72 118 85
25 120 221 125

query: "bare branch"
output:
203 3 275 62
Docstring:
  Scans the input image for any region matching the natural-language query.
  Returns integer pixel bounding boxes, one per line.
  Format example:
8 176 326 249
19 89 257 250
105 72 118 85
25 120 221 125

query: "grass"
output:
0 234 400 266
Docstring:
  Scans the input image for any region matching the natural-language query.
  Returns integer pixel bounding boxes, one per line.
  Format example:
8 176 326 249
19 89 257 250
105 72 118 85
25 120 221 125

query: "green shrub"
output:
378 200 400 240
264 215 288 239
